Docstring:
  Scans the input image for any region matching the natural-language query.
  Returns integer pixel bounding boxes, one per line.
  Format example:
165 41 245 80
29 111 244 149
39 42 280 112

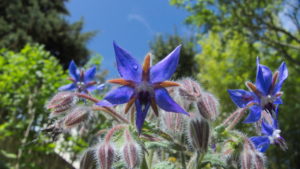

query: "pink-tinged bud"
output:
240 138 264 169
253 152 265 169
178 78 202 101
161 110 187 137
97 143 115 169
187 117 210 152
197 92 219 121
240 139 254 169
123 143 140 169
47 92 76 116
63 106 90 129
80 148 96 169
122 129 141 169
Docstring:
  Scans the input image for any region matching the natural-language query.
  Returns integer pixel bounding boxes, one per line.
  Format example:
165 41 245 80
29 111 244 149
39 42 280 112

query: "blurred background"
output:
0 0 299 168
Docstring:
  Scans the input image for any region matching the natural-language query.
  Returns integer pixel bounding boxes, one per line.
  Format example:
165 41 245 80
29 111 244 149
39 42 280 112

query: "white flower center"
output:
268 129 281 144
261 94 275 107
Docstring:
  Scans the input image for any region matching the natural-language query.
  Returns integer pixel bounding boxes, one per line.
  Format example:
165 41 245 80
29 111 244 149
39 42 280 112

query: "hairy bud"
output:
97 143 115 169
122 129 141 169
187 117 210 152
240 138 265 169
197 92 219 121
178 78 202 101
161 110 186 137
253 152 265 169
123 143 140 169
47 92 76 116
63 106 90 129
80 148 96 169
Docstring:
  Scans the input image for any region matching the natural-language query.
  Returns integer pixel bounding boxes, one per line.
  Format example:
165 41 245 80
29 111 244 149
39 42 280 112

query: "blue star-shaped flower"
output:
97 42 189 133
228 57 288 123
59 60 103 93
250 118 287 152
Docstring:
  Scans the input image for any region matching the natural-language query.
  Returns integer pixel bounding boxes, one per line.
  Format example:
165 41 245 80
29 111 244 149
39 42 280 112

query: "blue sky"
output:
66 0 189 78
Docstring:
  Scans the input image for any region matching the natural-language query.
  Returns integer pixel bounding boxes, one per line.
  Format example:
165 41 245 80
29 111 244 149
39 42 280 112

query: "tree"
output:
150 34 198 79
0 0 96 68
171 0 300 168
171 0 300 71
0 44 75 169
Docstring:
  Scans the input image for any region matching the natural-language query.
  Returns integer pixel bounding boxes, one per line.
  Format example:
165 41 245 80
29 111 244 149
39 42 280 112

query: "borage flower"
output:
97 42 189 133
250 118 287 152
228 57 288 123
59 61 104 93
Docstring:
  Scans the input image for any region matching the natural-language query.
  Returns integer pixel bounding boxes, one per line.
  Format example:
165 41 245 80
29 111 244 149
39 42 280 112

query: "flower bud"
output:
47 91 76 116
63 106 90 129
161 110 186 137
80 148 96 169
187 117 210 152
253 152 265 169
240 138 265 169
123 143 140 169
122 129 141 169
196 92 219 121
178 78 202 101
240 139 254 169
97 143 115 169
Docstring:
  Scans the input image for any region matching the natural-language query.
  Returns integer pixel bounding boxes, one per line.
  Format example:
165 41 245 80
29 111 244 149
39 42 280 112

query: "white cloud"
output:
128 13 155 34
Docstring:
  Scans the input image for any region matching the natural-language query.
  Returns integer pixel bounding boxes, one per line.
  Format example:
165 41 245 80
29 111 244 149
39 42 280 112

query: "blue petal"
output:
58 83 76 91
272 118 279 129
243 105 262 123
154 88 189 115
250 136 270 152
69 60 79 81
104 86 134 104
84 66 97 83
135 99 150 134
273 62 288 94
274 98 283 104
113 42 142 82
227 89 256 108
86 85 97 92
96 100 114 107
255 57 273 95
150 45 181 83
261 120 274 136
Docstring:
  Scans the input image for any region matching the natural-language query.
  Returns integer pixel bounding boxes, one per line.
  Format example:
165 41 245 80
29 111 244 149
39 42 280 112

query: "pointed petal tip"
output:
96 100 114 107
150 46 181 83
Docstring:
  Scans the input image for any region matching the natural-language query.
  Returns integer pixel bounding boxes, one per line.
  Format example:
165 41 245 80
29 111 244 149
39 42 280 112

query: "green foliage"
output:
171 0 300 168
150 34 198 79
0 44 70 168
171 0 300 71
196 32 259 113
0 0 96 67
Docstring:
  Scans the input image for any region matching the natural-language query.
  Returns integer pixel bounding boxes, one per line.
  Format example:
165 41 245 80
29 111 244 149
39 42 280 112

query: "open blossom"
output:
228 57 288 123
97 42 189 133
250 118 287 152
59 60 104 93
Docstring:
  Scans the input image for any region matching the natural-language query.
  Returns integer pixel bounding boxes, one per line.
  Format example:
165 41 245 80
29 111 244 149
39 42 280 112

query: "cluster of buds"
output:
178 78 220 121
83 126 141 169
240 138 265 169
45 91 92 141
46 91 77 117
